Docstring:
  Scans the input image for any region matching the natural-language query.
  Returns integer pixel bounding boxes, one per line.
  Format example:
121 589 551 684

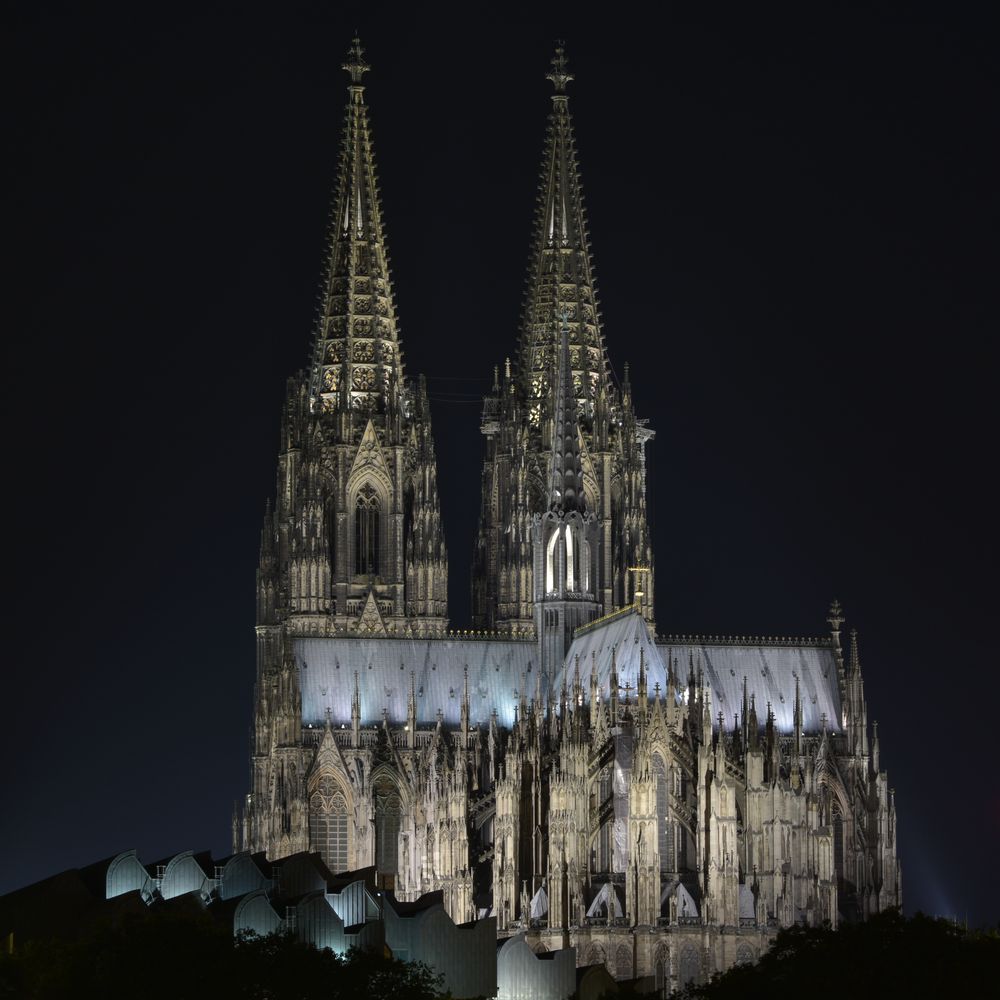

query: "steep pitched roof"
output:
296 635 537 729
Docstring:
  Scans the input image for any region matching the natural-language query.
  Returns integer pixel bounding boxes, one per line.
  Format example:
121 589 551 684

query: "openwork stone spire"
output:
549 312 584 511
519 43 610 427
309 37 406 413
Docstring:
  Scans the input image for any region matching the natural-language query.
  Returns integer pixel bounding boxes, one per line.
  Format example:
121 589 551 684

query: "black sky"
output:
3 7 997 927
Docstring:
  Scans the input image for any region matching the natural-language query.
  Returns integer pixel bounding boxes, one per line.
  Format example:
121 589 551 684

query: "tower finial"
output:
343 35 370 86
827 599 845 632
546 41 573 94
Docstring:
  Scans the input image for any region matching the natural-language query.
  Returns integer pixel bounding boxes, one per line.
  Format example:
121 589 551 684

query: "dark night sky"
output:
4 8 997 926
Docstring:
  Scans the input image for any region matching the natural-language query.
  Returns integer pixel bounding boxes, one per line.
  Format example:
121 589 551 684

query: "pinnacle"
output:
343 36 370 86
827 598 845 630
546 41 574 94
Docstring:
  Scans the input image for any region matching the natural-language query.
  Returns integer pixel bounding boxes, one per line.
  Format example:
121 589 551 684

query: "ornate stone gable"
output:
358 589 388 634
349 418 391 486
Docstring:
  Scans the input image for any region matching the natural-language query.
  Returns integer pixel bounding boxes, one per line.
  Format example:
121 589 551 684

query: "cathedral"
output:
238 38 901 989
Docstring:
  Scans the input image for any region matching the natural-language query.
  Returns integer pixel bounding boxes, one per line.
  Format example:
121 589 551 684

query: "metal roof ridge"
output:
572 604 643 638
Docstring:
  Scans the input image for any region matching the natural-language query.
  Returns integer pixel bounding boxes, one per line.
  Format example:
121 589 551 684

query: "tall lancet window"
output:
564 525 575 591
374 778 401 882
355 484 380 576
310 776 349 874
325 499 337 577
592 765 614 873
545 528 559 593
833 806 845 887
653 754 675 872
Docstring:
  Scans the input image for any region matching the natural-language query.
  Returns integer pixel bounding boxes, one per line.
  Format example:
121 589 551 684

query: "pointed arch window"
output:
592 765 614 873
564 524 575 591
355 484 380 576
833 806 845 887
653 753 675 873
579 537 590 594
545 528 559 593
310 776 349 874
375 779 402 877
679 946 701 987
654 947 669 998
325 498 337 577
615 945 633 980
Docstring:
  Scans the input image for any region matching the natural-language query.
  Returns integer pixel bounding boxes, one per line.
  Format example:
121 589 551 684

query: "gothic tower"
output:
245 38 449 862
473 45 655 648
239 39 901 985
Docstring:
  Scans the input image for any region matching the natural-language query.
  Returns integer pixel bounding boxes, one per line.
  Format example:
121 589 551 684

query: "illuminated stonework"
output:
240 40 901 993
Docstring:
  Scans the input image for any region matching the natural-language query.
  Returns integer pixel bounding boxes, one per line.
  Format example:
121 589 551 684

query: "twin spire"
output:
309 37 405 413
310 38 607 435
519 44 610 425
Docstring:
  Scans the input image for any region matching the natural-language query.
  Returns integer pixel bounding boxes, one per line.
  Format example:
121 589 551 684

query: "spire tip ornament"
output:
343 35 370 86
546 41 573 94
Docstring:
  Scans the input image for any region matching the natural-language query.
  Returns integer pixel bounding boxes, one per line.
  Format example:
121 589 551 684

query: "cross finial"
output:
547 41 573 94
827 599 844 631
343 35 370 86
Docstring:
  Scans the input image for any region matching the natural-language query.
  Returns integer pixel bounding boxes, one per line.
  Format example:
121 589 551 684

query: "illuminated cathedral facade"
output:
238 39 901 990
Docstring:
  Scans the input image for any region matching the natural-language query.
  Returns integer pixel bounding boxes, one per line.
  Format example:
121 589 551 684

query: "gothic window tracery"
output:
324 499 337 576
375 778 402 879
592 765 613 873
833 807 846 887
615 945 633 979
653 753 675 872
679 946 701 987
309 776 349 874
355 485 380 576
654 946 669 997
